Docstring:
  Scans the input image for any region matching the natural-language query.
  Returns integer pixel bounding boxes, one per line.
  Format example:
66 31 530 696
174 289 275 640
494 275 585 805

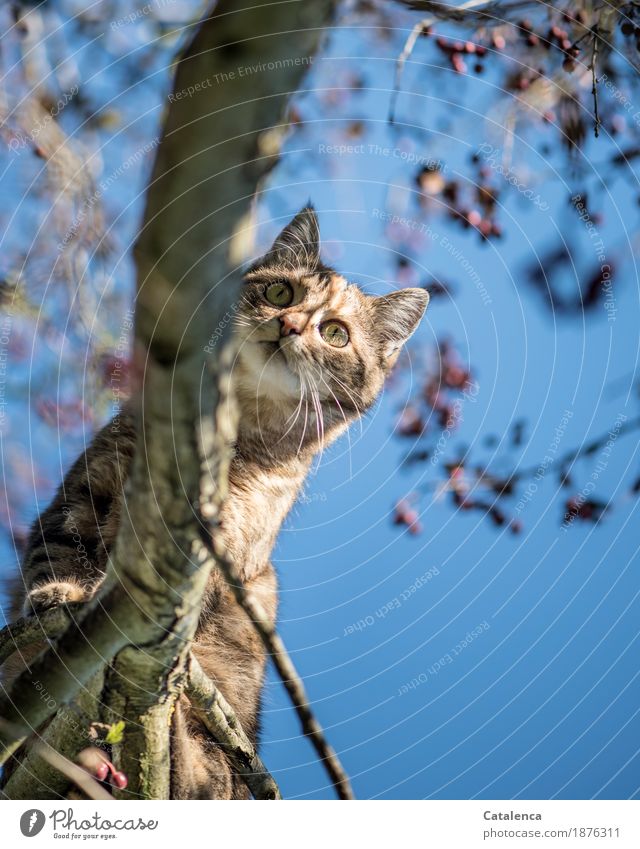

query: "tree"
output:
0 0 351 801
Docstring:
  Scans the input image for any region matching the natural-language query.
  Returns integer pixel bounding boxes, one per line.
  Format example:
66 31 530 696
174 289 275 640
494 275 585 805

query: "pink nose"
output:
280 313 307 336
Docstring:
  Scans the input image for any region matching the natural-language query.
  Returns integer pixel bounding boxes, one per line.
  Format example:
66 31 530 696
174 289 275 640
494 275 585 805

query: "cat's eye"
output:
265 281 293 307
319 320 349 348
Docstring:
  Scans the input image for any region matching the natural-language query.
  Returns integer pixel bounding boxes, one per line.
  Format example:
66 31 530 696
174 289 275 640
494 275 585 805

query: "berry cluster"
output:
430 31 489 75
416 164 502 241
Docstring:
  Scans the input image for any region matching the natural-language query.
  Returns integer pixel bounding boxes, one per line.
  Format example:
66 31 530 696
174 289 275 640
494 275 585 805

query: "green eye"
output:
320 320 349 348
265 281 293 307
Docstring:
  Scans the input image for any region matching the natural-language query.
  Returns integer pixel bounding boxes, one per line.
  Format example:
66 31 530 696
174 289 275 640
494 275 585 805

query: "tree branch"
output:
0 607 74 666
185 654 281 800
203 532 355 800
1 673 107 800
591 22 601 138
390 0 499 124
1 734 113 802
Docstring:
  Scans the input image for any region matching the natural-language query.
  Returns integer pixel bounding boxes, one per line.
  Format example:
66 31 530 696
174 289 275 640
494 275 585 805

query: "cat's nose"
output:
279 313 307 336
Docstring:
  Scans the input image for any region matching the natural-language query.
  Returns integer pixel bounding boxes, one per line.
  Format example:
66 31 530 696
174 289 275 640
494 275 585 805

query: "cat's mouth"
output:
259 339 284 359
258 339 297 375
260 340 280 351
259 338 304 377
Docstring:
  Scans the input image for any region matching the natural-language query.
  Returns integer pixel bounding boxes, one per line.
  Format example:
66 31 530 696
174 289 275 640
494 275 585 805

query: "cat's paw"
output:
25 581 90 615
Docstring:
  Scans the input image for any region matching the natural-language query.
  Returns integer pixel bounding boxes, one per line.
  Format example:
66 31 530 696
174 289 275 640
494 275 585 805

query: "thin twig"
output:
409 414 640 502
34 742 113 801
201 532 355 800
389 17 430 124
591 23 601 138
504 413 640 485
185 654 281 800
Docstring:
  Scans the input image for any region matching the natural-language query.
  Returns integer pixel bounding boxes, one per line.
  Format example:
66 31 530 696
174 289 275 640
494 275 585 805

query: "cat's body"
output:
3 207 428 798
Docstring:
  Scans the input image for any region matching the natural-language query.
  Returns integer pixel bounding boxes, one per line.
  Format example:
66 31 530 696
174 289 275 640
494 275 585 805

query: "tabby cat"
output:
4 206 429 798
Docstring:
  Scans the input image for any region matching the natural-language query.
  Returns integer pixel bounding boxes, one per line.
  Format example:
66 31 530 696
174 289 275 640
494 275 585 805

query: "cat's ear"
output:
372 288 429 364
262 206 320 270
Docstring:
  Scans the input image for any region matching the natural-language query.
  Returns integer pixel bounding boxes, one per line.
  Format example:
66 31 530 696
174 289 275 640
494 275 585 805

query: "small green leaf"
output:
104 720 126 745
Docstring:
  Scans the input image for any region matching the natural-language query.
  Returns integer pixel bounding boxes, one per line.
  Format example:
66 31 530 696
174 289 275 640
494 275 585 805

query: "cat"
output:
3 206 429 798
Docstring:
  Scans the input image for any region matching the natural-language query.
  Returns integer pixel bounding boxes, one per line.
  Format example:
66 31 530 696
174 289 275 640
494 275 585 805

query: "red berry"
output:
467 209 482 227
452 55 467 74
113 771 128 790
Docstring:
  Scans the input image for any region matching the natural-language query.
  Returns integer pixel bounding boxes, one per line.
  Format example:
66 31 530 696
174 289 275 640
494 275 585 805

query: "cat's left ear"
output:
372 288 430 364
263 206 321 270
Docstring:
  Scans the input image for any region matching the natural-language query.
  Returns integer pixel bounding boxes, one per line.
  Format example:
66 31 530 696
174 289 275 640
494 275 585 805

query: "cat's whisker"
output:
318 373 353 481
308 385 325 472
233 311 278 330
322 367 364 438
296 390 310 458
279 375 306 443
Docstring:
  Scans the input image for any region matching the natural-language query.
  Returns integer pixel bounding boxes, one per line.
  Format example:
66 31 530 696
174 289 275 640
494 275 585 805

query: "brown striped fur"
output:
3 207 428 798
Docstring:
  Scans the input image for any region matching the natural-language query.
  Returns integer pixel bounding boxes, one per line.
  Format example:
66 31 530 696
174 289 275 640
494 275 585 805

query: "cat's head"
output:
233 206 429 441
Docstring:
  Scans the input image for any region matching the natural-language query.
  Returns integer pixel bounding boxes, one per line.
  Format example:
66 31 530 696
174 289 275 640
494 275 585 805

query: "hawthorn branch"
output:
0 611 283 799
103 0 337 799
185 654 281 800
0 588 145 769
0 607 74 666
591 22 601 137
202 532 355 800
390 0 500 124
